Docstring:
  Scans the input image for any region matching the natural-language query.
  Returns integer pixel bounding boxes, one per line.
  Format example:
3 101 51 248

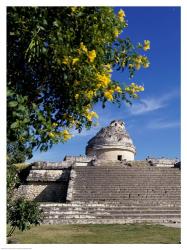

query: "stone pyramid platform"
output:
38 162 180 224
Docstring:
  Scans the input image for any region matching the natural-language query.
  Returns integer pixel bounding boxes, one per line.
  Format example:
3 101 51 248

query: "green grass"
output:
8 224 180 244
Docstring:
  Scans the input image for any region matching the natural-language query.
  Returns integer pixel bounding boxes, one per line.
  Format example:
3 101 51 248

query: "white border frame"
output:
0 1 185 249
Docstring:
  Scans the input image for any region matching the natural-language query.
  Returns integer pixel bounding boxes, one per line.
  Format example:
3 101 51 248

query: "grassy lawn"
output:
8 224 180 244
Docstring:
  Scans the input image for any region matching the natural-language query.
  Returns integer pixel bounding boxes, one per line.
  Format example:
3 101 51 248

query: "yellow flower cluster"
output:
61 130 72 141
141 56 150 68
62 56 79 66
87 50 96 62
86 90 96 100
85 110 99 121
62 56 69 65
48 122 73 141
125 83 144 98
104 89 114 101
48 132 55 138
114 28 120 37
133 55 150 70
77 42 98 64
104 64 113 73
71 7 77 13
143 40 150 51
62 114 76 126
78 43 97 63
115 85 122 93
75 93 79 99
96 73 111 88
118 9 125 22
72 58 79 65
80 42 88 53
52 122 58 128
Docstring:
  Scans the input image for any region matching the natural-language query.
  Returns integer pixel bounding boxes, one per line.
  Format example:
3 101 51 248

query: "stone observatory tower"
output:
86 120 136 161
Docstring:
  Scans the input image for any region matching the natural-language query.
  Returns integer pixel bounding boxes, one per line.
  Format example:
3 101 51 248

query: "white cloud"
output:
128 90 179 115
147 119 180 129
71 124 102 138
129 98 165 115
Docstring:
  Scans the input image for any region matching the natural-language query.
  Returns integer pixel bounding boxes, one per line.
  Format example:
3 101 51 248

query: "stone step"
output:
43 210 180 215
73 200 180 205
41 206 181 211
76 186 180 188
75 175 180 178
76 178 180 181
73 192 180 195
74 178 181 181
73 199 180 203
74 185 180 189
75 176 180 179
75 170 180 173
42 218 180 224
75 166 180 169
42 210 181 216
75 172 179 174
74 182 180 185
73 191 180 195
41 209 180 213
41 209 181 213
44 213 181 220
73 195 180 199
40 203 181 209
75 171 180 175
72 197 181 200
75 174 180 177
74 189 180 192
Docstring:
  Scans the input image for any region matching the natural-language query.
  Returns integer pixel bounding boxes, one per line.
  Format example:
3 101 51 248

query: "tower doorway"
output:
118 155 122 161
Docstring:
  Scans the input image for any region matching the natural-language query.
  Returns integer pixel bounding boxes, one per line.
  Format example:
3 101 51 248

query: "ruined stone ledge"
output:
26 169 70 182
31 161 72 170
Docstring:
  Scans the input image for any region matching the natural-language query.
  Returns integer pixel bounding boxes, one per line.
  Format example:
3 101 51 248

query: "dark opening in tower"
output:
118 155 122 161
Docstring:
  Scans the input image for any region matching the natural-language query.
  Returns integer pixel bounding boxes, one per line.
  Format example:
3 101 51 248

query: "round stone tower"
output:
86 120 136 161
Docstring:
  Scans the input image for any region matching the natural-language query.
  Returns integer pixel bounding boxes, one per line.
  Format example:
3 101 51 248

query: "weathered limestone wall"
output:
26 169 69 182
15 182 68 202
15 164 71 202
147 158 178 167
64 155 94 162
31 161 71 169
95 148 134 161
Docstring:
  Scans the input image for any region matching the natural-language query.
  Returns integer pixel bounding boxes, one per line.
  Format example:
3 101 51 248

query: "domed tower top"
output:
86 120 136 161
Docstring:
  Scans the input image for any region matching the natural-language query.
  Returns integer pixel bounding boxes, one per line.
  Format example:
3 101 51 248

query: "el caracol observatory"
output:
15 120 180 225
86 120 136 161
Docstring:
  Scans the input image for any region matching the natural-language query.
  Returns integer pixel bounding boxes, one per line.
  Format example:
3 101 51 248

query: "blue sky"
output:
28 7 180 162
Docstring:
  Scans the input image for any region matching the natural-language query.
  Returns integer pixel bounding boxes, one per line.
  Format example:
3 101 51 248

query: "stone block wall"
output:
95 148 134 161
16 182 68 202
147 158 178 167
64 155 94 162
15 163 71 202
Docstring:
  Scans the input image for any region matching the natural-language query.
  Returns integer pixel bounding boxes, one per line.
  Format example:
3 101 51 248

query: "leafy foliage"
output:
7 142 43 238
7 162 20 203
7 198 43 237
7 7 150 156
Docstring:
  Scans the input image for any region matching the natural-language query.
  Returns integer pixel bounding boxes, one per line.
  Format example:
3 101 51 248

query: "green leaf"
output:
63 73 67 80
10 121 19 129
42 47 47 54
8 101 18 107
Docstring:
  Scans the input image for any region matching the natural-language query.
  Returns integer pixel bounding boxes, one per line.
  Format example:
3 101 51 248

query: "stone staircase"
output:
40 165 181 224
40 202 180 224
